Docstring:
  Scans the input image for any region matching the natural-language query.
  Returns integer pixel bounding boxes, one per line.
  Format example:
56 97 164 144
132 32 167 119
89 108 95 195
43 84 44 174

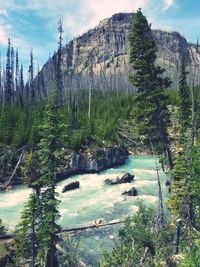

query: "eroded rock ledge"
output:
56 146 128 182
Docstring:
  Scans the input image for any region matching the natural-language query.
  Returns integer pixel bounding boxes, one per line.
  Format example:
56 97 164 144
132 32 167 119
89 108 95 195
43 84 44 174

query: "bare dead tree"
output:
149 138 166 230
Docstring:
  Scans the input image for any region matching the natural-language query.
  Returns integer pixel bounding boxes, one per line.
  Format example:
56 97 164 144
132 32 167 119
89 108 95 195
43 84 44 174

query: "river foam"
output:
0 155 167 230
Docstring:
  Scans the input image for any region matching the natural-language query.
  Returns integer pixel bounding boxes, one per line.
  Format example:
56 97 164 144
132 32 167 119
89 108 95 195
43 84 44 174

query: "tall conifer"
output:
129 9 173 169
178 56 191 136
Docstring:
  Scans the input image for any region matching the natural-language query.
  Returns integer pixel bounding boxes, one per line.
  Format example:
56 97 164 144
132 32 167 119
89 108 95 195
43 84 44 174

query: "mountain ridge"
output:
34 12 200 98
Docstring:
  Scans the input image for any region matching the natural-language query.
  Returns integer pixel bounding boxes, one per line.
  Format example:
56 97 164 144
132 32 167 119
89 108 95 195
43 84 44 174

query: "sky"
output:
0 0 199 74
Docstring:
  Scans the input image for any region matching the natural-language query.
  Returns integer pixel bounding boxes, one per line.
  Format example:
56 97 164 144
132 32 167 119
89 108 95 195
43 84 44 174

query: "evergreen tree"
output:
5 38 12 105
15 48 22 106
0 52 2 102
11 46 15 102
20 64 24 100
0 218 6 234
15 87 65 266
34 89 62 265
15 193 38 266
129 9 173 169
56 19 64 106
178 56 191 136
29 49 35 105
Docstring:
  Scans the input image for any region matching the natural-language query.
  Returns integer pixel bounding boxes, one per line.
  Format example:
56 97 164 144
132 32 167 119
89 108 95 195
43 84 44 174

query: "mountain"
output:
35 12 200 97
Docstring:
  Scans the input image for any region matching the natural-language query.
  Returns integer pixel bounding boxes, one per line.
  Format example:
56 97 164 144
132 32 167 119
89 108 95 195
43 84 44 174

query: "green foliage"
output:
168 151 189 217
15 88 65 266
178 56 191 136
179 239 200 267
165 89 180 106
59 235 80 267
0 219 6 234
15 193 38 263
129 9 172 167
100 203 174 267
169 131 200 226
0 91 132 150
189 132 200 222
0 102 43 148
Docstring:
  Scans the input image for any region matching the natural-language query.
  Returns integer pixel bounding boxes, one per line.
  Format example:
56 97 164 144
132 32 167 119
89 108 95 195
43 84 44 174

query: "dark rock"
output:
104 172 134 185
62 181 80 193
165 180 171 186
122 187 137 196
120 173 134 183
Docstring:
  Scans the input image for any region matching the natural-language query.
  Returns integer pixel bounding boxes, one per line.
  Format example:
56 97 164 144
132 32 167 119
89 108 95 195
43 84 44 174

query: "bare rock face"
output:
56 146 128 182
35 12 200 97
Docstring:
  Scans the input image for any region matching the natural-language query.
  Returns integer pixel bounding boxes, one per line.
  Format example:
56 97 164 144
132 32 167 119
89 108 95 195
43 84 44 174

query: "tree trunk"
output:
45 242 59 267
173 219 181 255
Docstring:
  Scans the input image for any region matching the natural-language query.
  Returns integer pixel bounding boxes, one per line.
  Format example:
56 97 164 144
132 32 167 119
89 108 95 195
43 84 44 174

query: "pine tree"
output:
178 56 191 137
15 193 38 266
11 46 15 102
29 49 35 105
129 9 173 169
0 218 6 234
15 87 65 266
5 38 12 105
0 52 2 102
35 88 62 265
56 19 64 106
20 64 24 99
15 48 21 105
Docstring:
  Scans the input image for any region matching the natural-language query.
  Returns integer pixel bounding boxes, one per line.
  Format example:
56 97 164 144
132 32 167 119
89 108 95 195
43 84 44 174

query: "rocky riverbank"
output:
0 146 128 188
56 146 128 182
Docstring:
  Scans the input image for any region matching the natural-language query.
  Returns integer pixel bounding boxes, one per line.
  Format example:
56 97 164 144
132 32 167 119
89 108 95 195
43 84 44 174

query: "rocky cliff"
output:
35 12 200 97
56 146 128 181
0 146 128 187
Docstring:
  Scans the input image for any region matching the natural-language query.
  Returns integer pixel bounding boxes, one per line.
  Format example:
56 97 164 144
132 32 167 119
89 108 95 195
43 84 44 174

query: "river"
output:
0 155 167 266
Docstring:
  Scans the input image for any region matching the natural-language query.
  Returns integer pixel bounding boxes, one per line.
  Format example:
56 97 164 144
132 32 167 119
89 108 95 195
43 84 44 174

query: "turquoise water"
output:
0 155 167 265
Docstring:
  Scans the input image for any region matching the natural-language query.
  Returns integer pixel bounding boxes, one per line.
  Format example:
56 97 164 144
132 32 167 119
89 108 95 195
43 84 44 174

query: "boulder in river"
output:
122 187 137 196
62 181 80 193
104 172 134 185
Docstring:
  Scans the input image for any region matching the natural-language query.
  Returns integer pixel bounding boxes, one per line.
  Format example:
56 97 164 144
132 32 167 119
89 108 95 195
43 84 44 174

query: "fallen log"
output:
2 150 25 189
116 129 135 145
139 247 149 266
0 220 125 240
59 220 125 234
0 234 15 240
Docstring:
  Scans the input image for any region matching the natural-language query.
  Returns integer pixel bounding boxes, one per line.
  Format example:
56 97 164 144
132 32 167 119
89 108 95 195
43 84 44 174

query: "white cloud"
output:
62 0 148 38
0 0 180 70
86 0 146 25
0 9 8 17
163 0 174 10
0 27 8 45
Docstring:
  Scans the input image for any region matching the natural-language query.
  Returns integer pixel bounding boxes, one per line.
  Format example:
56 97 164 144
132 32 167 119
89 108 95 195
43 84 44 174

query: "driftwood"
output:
116 129 135 145
2 150 25 189
59 220 125 234
0 234 15 240
139 247 149 266
0 220 125 240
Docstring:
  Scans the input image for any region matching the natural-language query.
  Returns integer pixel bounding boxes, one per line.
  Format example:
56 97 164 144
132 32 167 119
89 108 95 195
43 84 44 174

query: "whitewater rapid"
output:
0 155 167 265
